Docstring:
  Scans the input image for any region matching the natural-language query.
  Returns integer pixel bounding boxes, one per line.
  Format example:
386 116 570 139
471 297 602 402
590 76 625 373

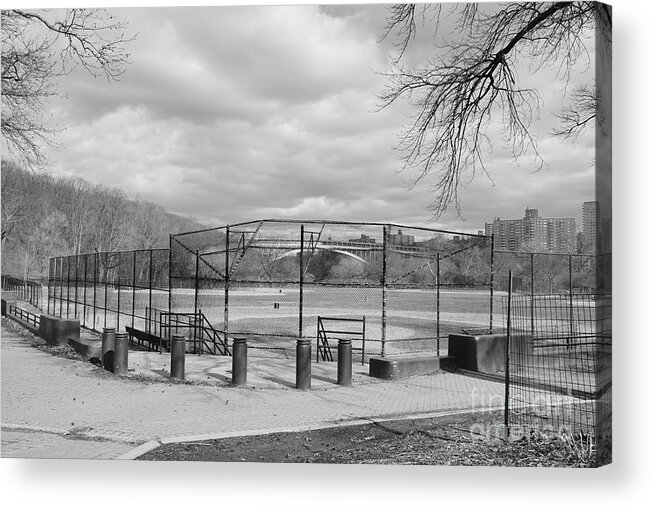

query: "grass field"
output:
49 285 505 358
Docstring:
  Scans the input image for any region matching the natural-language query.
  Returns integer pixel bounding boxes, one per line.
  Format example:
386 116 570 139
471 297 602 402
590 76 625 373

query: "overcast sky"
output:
16 2 596 233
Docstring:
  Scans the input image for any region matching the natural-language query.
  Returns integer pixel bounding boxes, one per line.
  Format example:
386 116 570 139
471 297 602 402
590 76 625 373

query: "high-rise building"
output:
486 208 576 253
547 217 577 253
582 201 599 254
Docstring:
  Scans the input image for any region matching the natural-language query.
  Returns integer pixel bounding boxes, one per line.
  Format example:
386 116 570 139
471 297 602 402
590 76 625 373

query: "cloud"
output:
38 3 597 237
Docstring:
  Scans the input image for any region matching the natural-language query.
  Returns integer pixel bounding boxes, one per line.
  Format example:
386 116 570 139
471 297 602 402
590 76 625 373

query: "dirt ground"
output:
138 410 595 467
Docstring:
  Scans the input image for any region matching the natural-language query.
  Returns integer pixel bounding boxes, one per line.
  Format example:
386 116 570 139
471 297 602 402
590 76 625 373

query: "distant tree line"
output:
1 161 204 279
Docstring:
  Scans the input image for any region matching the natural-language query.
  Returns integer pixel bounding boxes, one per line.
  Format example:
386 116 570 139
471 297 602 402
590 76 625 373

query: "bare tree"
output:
379 2 611 218
1 9 135 167
56 176 94 255
91 186 132 253
1 160 36 243
131 200 169 249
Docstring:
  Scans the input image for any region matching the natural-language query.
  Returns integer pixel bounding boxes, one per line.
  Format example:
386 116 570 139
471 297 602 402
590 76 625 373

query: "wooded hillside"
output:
1 160 206 279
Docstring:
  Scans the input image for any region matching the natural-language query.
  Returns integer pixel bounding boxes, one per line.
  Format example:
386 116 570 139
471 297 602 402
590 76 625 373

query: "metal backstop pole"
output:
83 255 88 327
436 252 440 356
116 263 121 332
504 271 513 440
93 252 98 331
47 258 53 316
381 225 388 357
299 224 304 339
224 226 230 349
168 236 173 338
194 249 200 354
132 250 137 330
74 256 78 318
104 257 108 329
489 234 495 334
569 254 574 343
66 256 70 318
530 252 535 338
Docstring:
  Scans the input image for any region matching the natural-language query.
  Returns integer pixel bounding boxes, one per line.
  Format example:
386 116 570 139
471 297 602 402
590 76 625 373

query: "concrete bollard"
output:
337 338 353 386
101 327 116 372
232 337 247 386
170 334 186 380
296 338 311 390
113 332 129 376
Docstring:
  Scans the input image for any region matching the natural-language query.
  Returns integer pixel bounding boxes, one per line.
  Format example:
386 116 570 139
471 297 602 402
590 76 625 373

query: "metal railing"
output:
8 304 40 329
316 316 366 364
1 275 43 309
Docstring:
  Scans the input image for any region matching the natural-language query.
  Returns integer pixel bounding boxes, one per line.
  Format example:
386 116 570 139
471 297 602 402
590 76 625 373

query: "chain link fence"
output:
170 220 495 360
47 249 169 335
500 252 612 465
1 275 45 309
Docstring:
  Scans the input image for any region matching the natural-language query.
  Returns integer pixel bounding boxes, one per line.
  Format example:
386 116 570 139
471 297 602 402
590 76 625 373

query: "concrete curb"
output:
118 406 502 460
2 424 146 445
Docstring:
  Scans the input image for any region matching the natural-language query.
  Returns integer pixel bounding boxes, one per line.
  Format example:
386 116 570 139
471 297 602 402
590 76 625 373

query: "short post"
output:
101 327 116 373
337 338 352 386
296 338 311 390
114 332 129 376
232 337 248 386
170 334 186 380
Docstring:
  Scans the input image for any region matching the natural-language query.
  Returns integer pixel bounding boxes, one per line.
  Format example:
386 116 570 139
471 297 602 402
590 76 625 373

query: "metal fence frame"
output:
169 219 496 359
502 261 612 464
41 221 606 365
46 248 169 336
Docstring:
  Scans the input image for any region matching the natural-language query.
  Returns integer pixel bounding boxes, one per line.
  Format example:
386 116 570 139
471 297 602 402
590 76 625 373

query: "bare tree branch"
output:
379 2 609 219
1 9 135 168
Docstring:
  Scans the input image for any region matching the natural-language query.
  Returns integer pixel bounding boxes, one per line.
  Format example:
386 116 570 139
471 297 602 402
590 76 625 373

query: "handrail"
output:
317 316 366 364
8 305 40 328
199 313 231 356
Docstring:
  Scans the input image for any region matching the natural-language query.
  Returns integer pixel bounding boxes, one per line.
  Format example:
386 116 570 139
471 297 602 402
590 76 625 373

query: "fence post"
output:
47 258 53 316
59 257 63 318
362 315 366 365
504 271 513 440
74 256 78 319
224 226 230 350
530 252 535 338
568 254 574 345
299 224 304 339
149 248 154 333
168 236 173 317
489 234 495 334
116 260 121 332
93 252 98 331
316 318 320 363
381 225 387 357
194 249 200 354
132 250 137 330
104 261 108 329
436 252 440 356
83 255 88 327
66 255 70 319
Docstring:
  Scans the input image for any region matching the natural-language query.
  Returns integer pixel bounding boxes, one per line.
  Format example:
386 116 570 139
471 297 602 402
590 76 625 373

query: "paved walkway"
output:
1 316 509 460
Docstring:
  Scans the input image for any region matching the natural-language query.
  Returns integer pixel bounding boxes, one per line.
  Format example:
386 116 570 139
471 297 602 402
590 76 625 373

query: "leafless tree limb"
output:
1 9 135 167
379 2 611 219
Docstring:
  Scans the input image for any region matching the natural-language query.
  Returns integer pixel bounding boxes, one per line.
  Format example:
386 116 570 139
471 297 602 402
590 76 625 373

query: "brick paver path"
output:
1 319 506 459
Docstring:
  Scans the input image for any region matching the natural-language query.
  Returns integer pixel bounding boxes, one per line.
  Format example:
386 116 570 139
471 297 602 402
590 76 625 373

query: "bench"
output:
125 326 169 352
